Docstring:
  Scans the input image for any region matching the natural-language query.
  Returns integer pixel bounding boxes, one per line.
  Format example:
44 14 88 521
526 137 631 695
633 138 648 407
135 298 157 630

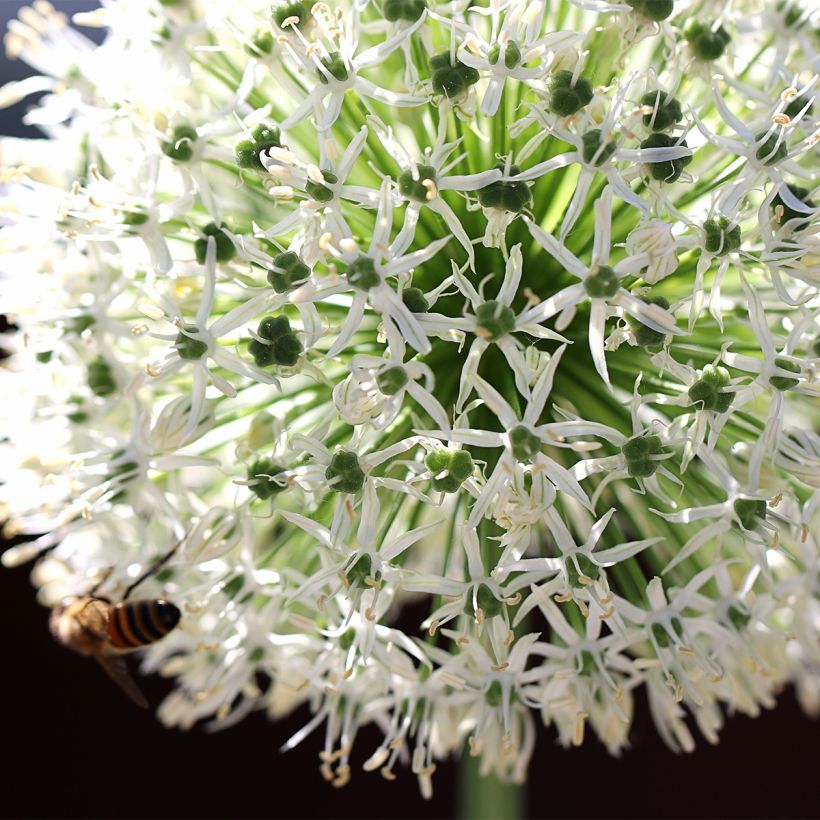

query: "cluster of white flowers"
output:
1 0 818 797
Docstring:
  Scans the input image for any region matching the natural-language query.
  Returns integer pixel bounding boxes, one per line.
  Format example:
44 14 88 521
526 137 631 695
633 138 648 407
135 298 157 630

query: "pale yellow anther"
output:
772 113 791 126
554 592 573 603
770 491 783 507
145 363 163 377
464 33 481 53
677 646 695 656
332 765 350 788
504 629 515 646
281 15 300 27
599 606 615 620
475 607 484 624
317 594 327 611
505 592 522 606
573 711 588 746
457 635 470 645
491 662 510 672
422 178 437 200
364 607 376 621
780 87 798 101
380 766 397 781
428 619 440 636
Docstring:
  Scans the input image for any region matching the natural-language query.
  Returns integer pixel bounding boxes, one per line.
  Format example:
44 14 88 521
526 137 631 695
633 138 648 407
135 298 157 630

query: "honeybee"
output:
50 596 181 707
48 540 184 707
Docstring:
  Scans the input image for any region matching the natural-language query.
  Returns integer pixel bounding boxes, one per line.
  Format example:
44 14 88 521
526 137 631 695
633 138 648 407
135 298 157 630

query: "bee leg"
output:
122 535 185 599
87 567 114 602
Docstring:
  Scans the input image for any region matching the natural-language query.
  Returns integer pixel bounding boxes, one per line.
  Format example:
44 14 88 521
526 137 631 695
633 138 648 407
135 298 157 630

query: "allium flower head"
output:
1 0 818 799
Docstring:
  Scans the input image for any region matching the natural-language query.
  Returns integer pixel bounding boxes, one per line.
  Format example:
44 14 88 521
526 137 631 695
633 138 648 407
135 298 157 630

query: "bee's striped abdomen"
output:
107 599 181 650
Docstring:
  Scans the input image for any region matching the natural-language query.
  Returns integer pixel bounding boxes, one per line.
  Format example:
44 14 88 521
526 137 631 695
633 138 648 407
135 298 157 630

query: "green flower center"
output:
466 583 504 619
640 133 693 183
175 325 209 360
688 363 734 412
249 315 303 367
376 365 409 395
235 124 282 171
475 300 516 340
733 497 767 530
566 553 600 588
194 223 236 264
770 185 814 230
426 448 474 492
754 130 788 165
626 0 674 20
770 356 800 391
247 457 287 499
272 0 311 27
703 217 741 255
478 163 531 213
346 256 381 290
305 170 338 202
398 164 437 203
583 265 620 299
640 90 682 131
244 29 274 56
622 433 667 478
161 124 198 162
548 70 593 117
402 287 429 313
629 295 670 351
326 450 366 494
581 129 617 167
487 40 521 69
684 21 731 61
430 52 480 98
509 425 542 463
317 52 349 84
87 357 117 397
267 251 311 293
383 0 427 22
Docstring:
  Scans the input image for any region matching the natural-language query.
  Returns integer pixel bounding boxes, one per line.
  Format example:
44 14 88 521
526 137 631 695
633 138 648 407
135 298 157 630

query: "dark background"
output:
1 2 818 818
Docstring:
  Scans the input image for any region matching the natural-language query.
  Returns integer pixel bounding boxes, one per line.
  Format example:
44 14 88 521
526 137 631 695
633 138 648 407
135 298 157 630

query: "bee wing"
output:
95 655 149 709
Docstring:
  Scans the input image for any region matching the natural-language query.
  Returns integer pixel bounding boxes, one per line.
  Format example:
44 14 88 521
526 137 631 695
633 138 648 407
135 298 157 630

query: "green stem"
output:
458 753 525 820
